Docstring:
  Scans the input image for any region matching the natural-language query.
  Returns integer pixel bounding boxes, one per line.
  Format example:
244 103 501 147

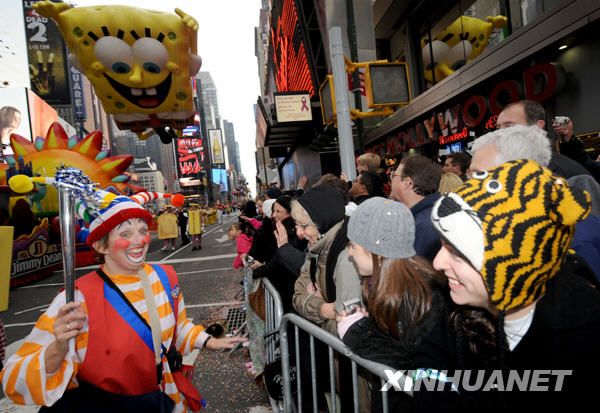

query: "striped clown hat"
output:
81 190 183 246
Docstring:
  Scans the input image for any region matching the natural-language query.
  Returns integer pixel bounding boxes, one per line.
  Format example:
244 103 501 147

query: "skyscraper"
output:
223 120 241 173
197 72 220 131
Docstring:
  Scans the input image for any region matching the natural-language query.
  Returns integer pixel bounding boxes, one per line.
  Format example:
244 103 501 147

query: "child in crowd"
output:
228 222 254 269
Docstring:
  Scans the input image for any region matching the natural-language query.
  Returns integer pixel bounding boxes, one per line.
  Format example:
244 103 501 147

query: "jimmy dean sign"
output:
369 62 562 156
11 218 62 286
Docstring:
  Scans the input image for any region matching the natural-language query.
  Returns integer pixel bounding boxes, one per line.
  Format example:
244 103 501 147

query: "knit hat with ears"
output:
431 159 591 312
82 190 184 246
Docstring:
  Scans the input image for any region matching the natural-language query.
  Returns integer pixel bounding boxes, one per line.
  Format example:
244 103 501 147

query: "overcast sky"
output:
74 0 261 196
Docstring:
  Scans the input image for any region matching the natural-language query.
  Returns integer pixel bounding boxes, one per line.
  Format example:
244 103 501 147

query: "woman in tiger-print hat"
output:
431 159 600 410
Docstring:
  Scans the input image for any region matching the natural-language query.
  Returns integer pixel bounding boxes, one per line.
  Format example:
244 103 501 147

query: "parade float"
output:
33 0 202 144
1 121 133 287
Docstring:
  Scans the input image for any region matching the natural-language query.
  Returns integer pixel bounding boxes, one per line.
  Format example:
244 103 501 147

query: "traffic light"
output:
318 59 412 125
319 75 336 125
364 62 411 108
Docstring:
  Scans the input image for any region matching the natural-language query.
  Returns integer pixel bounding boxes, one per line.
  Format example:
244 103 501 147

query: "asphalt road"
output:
0 214 270 412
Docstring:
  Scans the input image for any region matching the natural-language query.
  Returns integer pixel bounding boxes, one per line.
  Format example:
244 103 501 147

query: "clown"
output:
33 1 202 144
0 182 244 412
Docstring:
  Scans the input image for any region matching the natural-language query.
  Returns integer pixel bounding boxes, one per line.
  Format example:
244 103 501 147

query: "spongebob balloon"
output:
33 1 202 144
421 15 507 83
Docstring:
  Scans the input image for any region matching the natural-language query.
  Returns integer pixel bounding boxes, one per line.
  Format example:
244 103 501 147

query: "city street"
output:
0 215 269 412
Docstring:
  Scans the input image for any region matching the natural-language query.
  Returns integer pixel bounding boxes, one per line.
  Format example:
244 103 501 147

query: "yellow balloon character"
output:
421 15 507 83
33 1 202 144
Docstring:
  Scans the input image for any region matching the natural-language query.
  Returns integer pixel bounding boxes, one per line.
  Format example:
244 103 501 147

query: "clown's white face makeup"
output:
433 243 492 311
97 218 150 275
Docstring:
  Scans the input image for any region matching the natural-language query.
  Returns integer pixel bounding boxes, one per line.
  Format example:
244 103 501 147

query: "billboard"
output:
0 2 29 88
0 88 31 158
176 138 203 178
208 129 225 167
23 0 71 105
211 168 229 193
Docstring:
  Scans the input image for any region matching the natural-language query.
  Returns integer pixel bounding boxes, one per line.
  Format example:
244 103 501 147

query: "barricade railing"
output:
279 313 412 413
262 278 283 366
242 263 253 305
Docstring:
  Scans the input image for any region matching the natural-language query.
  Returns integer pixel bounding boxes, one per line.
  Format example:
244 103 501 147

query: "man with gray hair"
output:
470 125 552 172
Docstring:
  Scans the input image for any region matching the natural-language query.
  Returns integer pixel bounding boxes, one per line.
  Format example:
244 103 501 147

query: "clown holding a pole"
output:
0 167 244 412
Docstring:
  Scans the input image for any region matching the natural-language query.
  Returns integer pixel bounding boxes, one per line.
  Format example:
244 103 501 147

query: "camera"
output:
343 298 362 315
552 116 570 127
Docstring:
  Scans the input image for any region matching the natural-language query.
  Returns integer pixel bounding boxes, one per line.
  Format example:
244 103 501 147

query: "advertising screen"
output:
208 129 225 167
176 138 203 178
211 168 229 192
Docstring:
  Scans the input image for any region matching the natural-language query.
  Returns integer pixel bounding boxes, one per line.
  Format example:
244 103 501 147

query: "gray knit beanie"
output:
347 197 416 259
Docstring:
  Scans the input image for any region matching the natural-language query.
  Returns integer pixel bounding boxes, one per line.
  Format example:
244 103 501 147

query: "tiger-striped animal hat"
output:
431 159 591 312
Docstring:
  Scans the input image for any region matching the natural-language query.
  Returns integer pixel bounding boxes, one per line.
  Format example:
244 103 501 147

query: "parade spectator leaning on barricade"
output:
390 155 442 262
266 195 308 313
431 159 600 410
245 199 276 273
291 186 361 411
470 124 600 288
275 196 310 279
337 197 455 412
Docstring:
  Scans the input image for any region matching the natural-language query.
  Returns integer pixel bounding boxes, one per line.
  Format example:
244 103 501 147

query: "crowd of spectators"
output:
232 99 600 411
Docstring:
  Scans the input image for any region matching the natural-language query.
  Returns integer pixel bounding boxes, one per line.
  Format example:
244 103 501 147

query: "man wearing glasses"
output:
390 156 442 261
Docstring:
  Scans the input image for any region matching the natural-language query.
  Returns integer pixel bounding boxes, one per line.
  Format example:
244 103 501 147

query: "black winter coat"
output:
252 217 307 313
343 287 458 412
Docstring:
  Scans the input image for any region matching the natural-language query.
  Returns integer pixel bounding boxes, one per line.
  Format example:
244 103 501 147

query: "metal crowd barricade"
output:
279 313 413 413
242 263 254 305
262 278 284 366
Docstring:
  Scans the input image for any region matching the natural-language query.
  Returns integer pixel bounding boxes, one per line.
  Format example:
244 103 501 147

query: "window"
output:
420 0 509 89
508 0 563 31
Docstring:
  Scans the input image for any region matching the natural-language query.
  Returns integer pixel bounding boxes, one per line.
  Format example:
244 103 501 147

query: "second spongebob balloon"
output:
33 1 202 144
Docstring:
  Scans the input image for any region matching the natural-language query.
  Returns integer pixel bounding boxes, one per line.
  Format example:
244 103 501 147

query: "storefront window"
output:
420 0 508 89
509 0 563 31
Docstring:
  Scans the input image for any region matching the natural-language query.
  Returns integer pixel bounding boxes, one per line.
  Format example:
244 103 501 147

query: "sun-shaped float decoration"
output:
2 122 133 213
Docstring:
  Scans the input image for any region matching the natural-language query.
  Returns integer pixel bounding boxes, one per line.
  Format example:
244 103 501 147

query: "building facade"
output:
364 0 600 161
